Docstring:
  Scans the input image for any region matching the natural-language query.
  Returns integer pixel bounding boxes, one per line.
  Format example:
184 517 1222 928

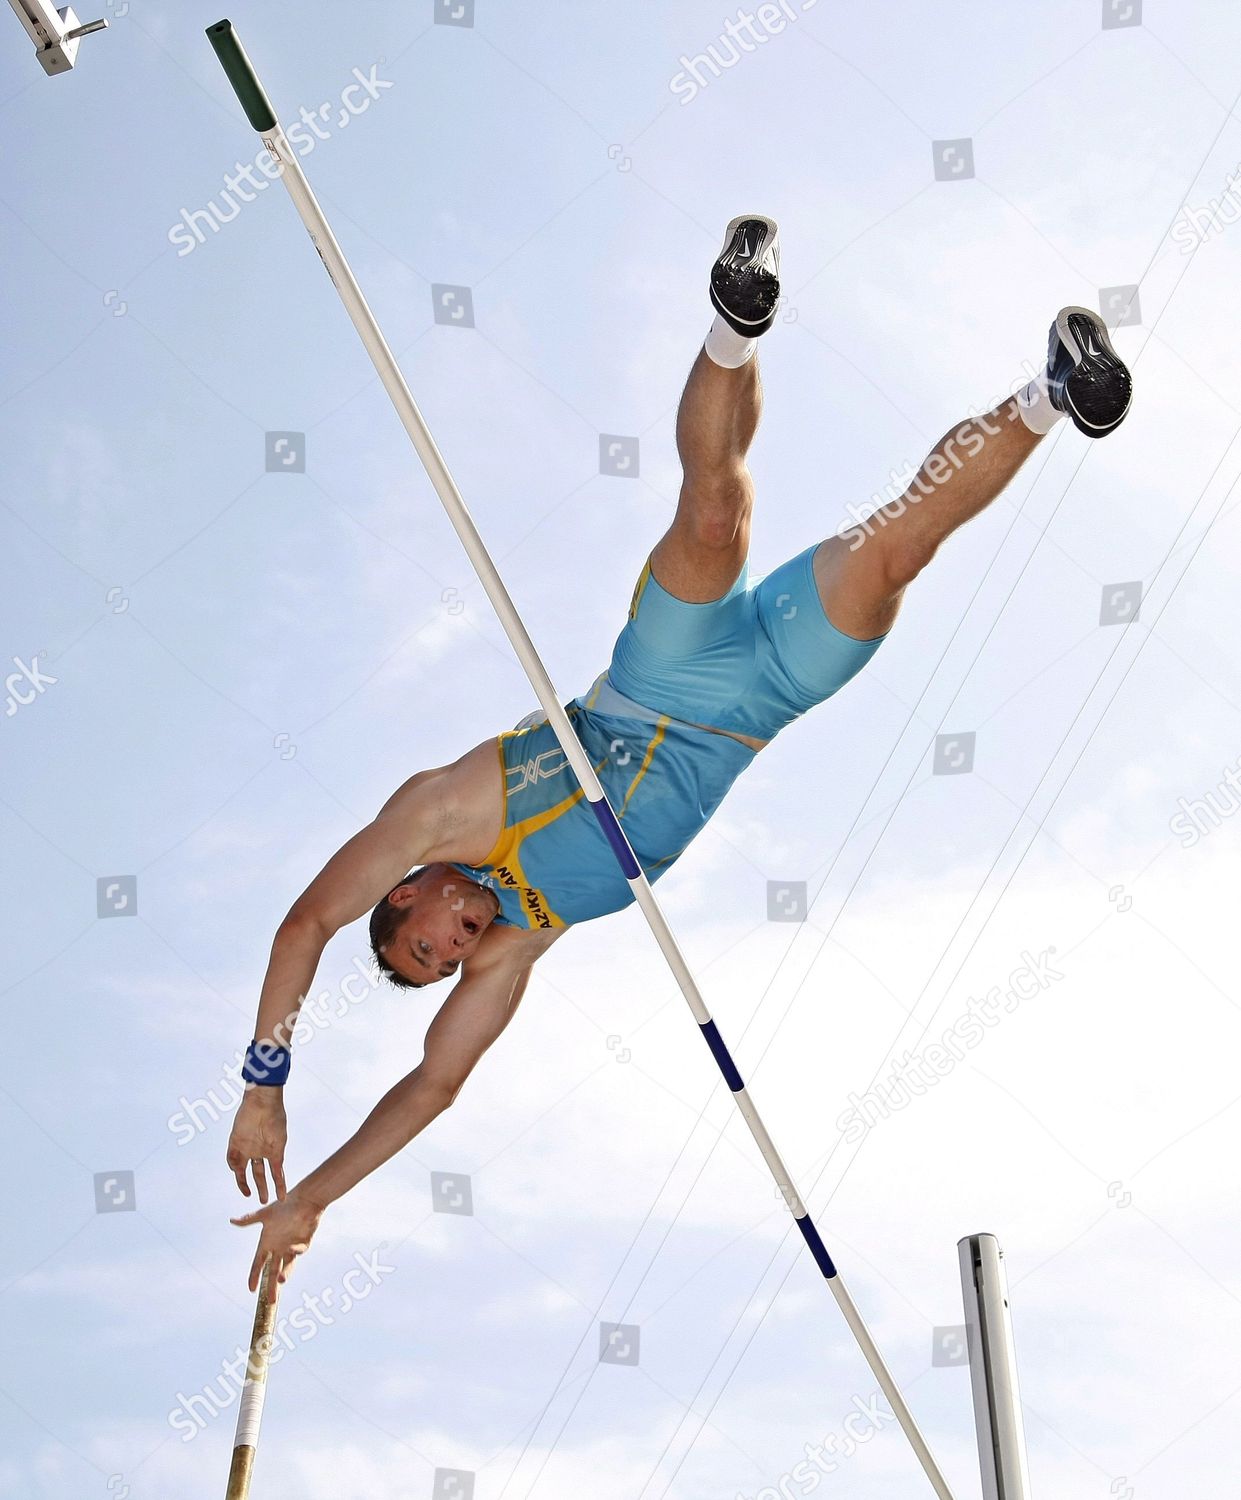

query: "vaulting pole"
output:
224 1260 279 1499
205 23 957 1496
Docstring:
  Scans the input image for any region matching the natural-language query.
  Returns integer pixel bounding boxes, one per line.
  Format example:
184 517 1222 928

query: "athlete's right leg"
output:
811 306 1135 641
811 398 1044 642
650 215 780 604
749 306 1135 728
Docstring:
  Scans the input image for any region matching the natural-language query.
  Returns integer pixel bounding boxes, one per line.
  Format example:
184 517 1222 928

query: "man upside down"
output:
228 214 1134 1288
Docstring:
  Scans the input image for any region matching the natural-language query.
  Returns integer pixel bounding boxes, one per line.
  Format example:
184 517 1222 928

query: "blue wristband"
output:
243 1040 291 1086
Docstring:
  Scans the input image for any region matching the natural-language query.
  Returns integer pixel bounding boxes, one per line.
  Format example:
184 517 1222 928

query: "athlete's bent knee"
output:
879 530 939 591
678 470 753 549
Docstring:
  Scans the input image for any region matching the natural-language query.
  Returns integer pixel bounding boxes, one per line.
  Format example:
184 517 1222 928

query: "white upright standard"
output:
959 1233 1033 1500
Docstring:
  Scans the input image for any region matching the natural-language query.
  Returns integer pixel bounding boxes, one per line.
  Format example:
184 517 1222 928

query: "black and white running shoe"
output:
1047 306 1133 439
709 215 781 336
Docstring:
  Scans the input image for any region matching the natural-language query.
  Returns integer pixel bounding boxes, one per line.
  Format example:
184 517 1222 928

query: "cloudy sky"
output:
3 1 1240 1497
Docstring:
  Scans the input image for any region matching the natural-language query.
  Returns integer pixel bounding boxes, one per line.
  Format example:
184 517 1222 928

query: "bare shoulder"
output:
470 920 565 973
382 736 505 867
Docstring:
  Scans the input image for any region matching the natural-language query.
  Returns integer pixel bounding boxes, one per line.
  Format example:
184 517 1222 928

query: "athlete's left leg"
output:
650 347 762 605
650 215 781 605
814 307 1135 640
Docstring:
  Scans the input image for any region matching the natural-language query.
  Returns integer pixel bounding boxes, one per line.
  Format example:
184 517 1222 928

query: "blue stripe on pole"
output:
699 1019 744 1092
795 1214 838 1279
589 796 642 879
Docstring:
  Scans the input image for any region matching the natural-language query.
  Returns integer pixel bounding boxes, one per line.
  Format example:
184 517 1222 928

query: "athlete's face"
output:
388 873 498 985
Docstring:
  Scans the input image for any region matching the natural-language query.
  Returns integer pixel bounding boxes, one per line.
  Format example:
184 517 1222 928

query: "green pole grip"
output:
206 20 278 133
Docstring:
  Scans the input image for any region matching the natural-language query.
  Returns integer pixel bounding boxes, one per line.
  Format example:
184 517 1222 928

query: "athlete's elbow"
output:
420 1070 467 1113
277 902 333 948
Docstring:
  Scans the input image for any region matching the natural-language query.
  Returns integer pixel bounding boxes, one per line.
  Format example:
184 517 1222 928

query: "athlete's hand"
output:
231 1189 324 1291
227 1088 288 1202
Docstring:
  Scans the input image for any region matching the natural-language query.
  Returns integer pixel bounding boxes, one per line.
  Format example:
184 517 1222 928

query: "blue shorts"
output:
606 542 886 741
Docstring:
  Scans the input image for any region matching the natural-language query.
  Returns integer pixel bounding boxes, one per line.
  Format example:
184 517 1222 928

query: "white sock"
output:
1016 368 1063 436
704 314 756 369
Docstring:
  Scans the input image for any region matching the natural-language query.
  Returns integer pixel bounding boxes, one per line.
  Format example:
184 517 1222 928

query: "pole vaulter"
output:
207 19 1134 1496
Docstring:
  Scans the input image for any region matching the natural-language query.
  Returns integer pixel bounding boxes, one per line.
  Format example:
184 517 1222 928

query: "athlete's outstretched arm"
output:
227 768 457 1203
230 928 558 1289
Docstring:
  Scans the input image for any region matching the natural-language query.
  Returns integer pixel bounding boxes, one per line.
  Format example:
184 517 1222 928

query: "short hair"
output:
369 867 429 990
